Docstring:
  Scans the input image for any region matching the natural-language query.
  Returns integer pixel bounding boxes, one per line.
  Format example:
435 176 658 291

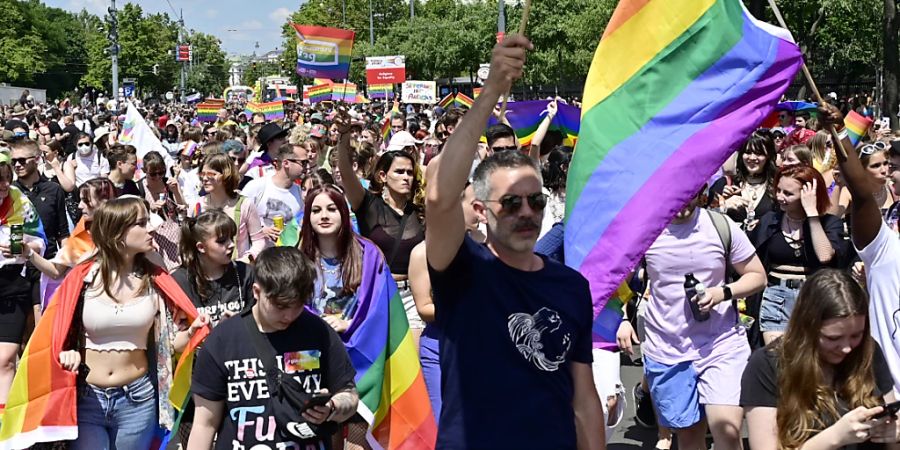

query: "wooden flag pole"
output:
766 0 846 158
498 0 533 118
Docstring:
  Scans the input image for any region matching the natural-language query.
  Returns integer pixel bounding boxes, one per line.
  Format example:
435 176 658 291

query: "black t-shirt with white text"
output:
192 310 356 450
172 262 254 326
428 235 594 450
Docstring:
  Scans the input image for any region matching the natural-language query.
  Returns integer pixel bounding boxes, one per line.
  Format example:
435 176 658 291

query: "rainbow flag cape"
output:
0 186 46 245
369 84 393 99
292 23 355 80
0 262 209 449
564 0 802 347
344 238 436 449
275 210 304 247
196 99 224 123
844 110 873 146
308 84 332 103
453 93 474 109
437 93 454 108
41 218 95 308
244 101 285 122
487 100 581 148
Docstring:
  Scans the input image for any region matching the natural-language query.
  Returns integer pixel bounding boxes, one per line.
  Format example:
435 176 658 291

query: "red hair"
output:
299 184 363 296
775 165 831 215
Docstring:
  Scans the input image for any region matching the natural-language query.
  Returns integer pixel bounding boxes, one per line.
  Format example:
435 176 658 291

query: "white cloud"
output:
239 19 264 30
269 7 291 25
68 0 106 15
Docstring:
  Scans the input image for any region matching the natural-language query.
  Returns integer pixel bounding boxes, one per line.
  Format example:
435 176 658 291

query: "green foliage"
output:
240 61 283 87
185 32 230 96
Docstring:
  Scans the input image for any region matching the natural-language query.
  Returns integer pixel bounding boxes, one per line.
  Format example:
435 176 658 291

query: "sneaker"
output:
632 383 657 429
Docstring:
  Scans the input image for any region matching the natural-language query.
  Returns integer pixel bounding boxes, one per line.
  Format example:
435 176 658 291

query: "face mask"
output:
14 131 26 139
77 144 92 155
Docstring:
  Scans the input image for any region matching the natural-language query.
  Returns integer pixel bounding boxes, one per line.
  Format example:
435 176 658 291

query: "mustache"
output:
513 219 540 232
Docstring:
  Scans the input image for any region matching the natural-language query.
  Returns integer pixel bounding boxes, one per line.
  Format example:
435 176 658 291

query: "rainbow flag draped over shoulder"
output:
0 186 46 245
0 263 209 449
245 101 285 122
564 0 802 347
487 100 581 148
343 238 436 449
292 23 355 80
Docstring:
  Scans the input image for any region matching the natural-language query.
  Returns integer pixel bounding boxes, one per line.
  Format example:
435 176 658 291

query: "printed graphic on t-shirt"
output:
264 197 293 223
507 307 572 372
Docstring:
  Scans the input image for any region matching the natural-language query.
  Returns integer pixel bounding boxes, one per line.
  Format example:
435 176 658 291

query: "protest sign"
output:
366 55 406 85
401 81 436 104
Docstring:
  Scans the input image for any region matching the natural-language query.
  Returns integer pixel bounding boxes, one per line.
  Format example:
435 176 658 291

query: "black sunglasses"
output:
483 192 548 214
491 145 519 153
285 158 309 167
147 171 166 177
10 157 34 166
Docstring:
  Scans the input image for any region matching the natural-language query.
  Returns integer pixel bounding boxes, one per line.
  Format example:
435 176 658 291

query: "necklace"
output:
743 182 766 202
320 257 342 275
782 218 804 258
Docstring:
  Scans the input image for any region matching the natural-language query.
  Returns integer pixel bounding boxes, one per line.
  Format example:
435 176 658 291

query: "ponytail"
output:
178 210 238 303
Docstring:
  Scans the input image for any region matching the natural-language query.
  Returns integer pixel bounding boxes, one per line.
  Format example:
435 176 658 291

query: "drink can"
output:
9 223 23 256
273 215 284 231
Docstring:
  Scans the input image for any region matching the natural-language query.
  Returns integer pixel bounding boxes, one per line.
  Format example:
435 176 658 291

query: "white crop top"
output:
82 287 158 351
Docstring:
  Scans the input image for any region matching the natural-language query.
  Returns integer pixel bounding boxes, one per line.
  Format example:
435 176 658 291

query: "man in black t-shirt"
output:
188 247 359 450
425 35 605 450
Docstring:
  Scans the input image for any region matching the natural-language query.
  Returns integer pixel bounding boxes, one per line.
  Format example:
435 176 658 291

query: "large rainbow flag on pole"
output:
344 238 436 449
244 101 286 122
292 23 355 80
564 0 803 347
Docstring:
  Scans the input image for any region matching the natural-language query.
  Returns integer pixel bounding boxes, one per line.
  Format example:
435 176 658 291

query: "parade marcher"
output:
38 139 76 192
106 144 141 197
424 36 605 449
241 143 308 244
245 122 289 180
780 144 815 169
63 132 109 223
139 151 186 270
187 247 359 450
831 141 895 220
616 185 766 450
741 269 900 449
539 146 571 238
191 153 265 262
750 165 843 343
0 161 45 419
336 113 427 340
709 132 778 230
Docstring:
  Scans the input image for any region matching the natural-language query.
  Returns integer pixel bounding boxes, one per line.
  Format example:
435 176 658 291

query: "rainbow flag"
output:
487 100 581 148
453 93 474 109
437 93 454 108
292 23 355 80
196 99 224 123
332 82 357 102
314 78 333 86
345 238 436 449
308 84 332 103
356 93 371 104
564 0 802 347
473 87 482 99
844 110 873 146
0 186 46 245
275 210 304 247
0 263 208 449
369 83 394 99
41 218 95 308
380 115 391 141
244 101 285 122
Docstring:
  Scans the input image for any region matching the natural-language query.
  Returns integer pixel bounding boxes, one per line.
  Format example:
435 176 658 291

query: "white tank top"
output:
82 286 158 351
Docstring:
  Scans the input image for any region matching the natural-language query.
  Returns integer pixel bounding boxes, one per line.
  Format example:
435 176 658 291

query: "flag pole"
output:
499 0 532 118
766 0 846 157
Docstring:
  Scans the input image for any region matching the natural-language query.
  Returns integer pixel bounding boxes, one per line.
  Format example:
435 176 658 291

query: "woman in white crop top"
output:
57 197 210 450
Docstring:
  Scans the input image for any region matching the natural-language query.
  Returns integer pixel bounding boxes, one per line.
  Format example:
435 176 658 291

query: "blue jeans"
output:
759 284 800 333
70 373 158 450
419 328 441 419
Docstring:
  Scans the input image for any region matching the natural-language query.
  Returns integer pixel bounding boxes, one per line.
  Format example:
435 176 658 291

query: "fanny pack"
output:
240 309 338 442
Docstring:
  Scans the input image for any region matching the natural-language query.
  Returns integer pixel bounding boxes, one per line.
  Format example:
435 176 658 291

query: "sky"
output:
42 0 299 56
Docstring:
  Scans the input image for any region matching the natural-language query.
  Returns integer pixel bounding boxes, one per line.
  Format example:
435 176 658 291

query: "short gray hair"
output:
472 151 542 201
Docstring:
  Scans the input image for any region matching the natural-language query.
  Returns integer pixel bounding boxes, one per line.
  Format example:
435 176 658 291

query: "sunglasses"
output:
491 145 519 153
285 158 309 167
10 157 34 166
861 141 889 155
147 171 166 178
482 192 548 214
199 171 222 179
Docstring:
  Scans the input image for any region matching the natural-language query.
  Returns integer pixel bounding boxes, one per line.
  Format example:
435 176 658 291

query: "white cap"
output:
386 130 422 151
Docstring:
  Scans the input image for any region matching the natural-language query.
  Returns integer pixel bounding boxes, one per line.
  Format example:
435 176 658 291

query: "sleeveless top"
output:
82 266 158 351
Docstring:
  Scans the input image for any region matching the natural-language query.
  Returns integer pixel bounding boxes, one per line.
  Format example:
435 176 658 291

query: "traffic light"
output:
106 6 118 55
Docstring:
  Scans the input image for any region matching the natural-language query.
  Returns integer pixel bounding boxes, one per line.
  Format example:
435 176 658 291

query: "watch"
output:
722 285 733 301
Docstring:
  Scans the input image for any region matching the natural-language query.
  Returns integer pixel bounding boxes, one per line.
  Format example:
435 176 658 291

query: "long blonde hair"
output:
777 269 879 448
89 197 155 301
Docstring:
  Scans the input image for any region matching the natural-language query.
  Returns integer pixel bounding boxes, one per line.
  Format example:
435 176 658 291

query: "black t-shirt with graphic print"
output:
428 235 594 450
192 309 356 450
171 262 254 326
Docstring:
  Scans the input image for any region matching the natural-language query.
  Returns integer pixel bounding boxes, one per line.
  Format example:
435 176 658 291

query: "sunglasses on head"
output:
861 141 889 155
483 192 548 214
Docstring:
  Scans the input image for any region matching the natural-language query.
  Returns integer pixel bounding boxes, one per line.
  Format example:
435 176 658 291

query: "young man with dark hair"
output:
188 247 359 450
105 144 140 196
485 123 518 152
242 143 308 243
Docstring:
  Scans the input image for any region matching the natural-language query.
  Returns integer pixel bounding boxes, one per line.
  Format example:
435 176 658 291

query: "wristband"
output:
722 285 733 301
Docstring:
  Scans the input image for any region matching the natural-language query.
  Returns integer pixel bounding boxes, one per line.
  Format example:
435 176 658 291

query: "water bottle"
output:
684 273 710 322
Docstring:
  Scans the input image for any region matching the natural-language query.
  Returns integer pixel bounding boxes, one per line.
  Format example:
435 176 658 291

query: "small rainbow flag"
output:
292 23 355 80
453 92 474 109
346 239 436 449
487 100 581 148
437 93 454 108
473 87 482 99
368 83 393 99
844 110 873 147
331 83 357 103
276 210 304 247
244 101 285 122
564 0 802 348
308 84 332 103
196 99 224 123
0 186 46 245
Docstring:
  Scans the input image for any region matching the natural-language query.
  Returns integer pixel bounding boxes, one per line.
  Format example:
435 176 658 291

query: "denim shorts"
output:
759 284 800 333
71 373 158 450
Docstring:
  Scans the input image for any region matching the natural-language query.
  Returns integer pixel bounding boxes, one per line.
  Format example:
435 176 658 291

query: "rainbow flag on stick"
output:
453 93 474 109
244 101 285 122
345 239 436 449
332 83 357 103
437 93 454 108
487 100 581 148
308 84 332 103
196 99 224 123
292 23 355 80
473 87 482 99
564 0 802 348
844 110 873 146
369 84 394 99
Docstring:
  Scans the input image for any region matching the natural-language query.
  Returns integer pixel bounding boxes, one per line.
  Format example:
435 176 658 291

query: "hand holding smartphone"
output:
871 400 900 420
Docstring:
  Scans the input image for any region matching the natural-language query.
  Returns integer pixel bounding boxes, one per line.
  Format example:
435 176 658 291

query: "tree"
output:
185 32 230 96
0 1 47 85
885 0 899 129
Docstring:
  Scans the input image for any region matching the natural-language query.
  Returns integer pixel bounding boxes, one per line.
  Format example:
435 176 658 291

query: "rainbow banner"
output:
308 84 333 103
844 110 873 146
196 99 224 123
0 264 208 449
369 84 394 99
244 101 285 122
453 93 474 109
292 23 355 80
346 239 436 449
487 100 581 148
332 83 357 103
437 93 454 108
564 0 802 347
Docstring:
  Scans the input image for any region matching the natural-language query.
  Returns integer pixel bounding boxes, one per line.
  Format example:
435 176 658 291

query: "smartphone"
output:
302 393 332 412
872 400 900 420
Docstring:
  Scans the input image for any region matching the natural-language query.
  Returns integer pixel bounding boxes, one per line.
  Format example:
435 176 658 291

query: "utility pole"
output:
410 0 414 19
178 8 186 102
107 0 120 105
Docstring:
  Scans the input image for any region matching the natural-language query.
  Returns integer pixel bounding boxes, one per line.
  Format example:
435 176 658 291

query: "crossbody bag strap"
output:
706 209 738 325
232 196 245 260
240 310 280 387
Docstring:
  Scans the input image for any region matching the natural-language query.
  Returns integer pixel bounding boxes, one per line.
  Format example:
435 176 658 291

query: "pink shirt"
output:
191 196 267 261
641 208 756 364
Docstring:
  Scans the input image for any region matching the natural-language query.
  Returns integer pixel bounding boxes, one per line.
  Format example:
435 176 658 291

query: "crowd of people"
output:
0 35 897 450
